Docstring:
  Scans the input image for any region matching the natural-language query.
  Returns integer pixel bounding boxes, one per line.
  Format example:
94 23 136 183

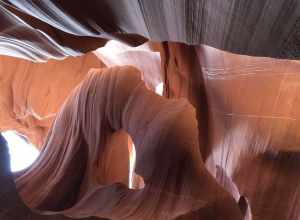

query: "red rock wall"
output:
0 53 103 147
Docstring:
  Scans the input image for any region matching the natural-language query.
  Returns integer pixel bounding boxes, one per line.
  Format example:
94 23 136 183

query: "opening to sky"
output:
2 130 39 172
155 82 164 96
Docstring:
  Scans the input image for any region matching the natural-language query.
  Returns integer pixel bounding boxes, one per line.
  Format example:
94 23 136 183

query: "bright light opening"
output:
155 82 164 96
2 131 39 172
128 140 145 189
129 143 136 189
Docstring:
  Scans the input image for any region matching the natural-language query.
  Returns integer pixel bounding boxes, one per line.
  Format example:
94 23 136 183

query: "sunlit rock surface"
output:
94 40 162 90
0 52 103 147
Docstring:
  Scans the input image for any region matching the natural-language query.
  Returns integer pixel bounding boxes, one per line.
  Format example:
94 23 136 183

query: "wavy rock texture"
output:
0 52 103 147
0 43 299 219
0 1 299 220
12 66 242 220
0 135 100 220
0 0 299 60
0 45 299 219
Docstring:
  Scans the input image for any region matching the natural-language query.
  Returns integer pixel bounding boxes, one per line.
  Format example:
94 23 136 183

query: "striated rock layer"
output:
0 0 299 61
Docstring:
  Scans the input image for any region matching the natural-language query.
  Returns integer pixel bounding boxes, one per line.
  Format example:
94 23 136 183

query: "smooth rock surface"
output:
0 52 103 147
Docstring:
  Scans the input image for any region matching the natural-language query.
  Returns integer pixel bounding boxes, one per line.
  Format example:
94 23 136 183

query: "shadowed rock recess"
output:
0 1 299 220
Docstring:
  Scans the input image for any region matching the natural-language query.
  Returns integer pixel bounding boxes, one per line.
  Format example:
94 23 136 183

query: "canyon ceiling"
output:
0 1 300 220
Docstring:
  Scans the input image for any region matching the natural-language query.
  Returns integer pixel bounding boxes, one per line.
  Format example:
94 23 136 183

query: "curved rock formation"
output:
12 66 242 219
0 1 299 219
0 41 299 220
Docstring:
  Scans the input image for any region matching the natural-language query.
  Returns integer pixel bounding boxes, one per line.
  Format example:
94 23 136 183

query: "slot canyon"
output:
0 1 299 220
